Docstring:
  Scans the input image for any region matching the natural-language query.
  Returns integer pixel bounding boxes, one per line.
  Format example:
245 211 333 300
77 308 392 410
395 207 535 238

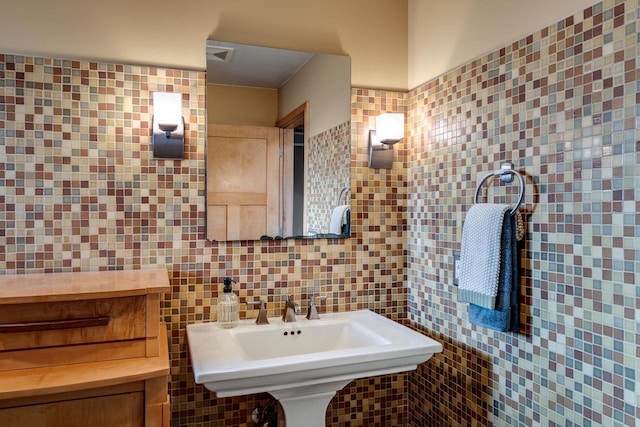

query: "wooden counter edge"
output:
0 268 171 304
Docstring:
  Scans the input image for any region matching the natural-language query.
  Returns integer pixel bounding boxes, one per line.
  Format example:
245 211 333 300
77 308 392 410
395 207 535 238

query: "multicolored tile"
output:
406 0 639 426
0 58 407 426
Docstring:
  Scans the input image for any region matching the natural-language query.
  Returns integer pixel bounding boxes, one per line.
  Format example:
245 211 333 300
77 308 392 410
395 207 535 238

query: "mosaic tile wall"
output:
405 0 639 426
0 54 408 425
306 121 351 234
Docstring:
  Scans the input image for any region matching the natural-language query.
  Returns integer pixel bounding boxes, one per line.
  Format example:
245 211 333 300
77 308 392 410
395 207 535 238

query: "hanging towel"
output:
329 205 350 235
468 211 520 332
458 204 510 309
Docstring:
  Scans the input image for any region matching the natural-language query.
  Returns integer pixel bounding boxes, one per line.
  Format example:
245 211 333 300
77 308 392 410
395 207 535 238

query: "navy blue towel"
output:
468 211 520 332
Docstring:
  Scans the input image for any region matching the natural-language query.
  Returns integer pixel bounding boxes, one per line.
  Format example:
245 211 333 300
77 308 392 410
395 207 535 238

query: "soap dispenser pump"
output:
217 277 239 328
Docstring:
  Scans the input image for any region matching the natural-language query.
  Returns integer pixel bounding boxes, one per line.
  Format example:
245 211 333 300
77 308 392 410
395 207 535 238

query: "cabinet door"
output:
0 392 144 427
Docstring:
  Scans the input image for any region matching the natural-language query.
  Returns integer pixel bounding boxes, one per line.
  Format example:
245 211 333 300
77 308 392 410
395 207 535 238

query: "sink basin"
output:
187 309 442 426
231 316 390 360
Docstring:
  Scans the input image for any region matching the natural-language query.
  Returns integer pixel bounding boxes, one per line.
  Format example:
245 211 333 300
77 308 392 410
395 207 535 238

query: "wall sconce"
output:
368 113 404 169
152 92 184 159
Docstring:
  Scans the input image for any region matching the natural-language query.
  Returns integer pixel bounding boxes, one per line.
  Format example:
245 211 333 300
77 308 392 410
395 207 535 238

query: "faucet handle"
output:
309 295 327 305
306 295 327 320
246 300 269 325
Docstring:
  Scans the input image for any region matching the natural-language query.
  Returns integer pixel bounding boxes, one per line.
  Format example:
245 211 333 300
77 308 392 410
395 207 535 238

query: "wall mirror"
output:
205 40 351 241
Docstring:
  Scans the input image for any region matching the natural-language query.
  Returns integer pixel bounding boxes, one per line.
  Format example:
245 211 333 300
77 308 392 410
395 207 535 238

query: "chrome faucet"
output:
246 299 269 325
306 295 327 320
281 294 300 322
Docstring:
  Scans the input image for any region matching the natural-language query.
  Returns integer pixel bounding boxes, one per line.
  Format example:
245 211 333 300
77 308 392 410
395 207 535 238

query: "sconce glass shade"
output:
368 112 404 169
152 92 184 159
153 92 182 127
375 113 404 144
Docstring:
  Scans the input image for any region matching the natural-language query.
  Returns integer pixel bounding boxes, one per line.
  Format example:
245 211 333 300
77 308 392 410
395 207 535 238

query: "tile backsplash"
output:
0 56 407 425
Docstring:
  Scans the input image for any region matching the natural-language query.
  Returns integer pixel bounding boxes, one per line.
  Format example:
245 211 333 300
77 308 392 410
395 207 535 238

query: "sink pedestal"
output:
268 380 351 427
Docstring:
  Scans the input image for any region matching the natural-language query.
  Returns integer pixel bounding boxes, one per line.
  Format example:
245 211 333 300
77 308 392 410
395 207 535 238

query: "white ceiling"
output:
206 41 314 89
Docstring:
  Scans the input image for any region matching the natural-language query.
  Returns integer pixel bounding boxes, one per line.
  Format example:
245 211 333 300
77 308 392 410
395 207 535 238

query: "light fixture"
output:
368 113 404 169
152 92 184 159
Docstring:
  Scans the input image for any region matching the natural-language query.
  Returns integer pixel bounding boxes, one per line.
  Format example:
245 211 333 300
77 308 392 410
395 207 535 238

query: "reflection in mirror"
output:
205 41 351 241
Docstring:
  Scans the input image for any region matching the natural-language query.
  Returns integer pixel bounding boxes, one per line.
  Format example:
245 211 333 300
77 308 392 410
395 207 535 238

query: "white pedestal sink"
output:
187 310 442 427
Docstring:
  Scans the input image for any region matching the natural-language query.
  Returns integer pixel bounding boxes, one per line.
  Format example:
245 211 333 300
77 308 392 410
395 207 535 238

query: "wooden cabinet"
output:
0 268 171 427
0 391 145 427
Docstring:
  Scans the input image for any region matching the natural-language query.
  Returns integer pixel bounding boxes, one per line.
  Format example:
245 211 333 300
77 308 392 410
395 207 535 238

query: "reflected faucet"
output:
282 295 300 322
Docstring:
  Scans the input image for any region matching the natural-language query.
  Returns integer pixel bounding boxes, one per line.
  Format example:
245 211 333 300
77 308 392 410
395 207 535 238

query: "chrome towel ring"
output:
474 163 525 216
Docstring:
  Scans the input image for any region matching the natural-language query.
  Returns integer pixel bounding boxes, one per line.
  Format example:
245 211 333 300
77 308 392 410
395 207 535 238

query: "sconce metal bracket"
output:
368 130 395 169
152 116 184 159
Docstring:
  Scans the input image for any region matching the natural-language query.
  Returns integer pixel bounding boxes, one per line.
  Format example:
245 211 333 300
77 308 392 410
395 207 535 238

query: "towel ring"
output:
474 163 525 216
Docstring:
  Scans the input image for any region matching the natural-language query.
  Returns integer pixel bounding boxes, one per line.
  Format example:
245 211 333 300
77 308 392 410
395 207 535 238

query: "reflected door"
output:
207 124 281 240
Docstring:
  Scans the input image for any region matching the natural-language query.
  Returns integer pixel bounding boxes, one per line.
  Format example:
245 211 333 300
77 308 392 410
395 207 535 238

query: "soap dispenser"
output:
217 278 239 328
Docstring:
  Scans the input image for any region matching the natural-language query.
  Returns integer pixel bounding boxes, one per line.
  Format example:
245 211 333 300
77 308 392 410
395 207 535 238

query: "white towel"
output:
329 205 350 234
458 204 510 309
